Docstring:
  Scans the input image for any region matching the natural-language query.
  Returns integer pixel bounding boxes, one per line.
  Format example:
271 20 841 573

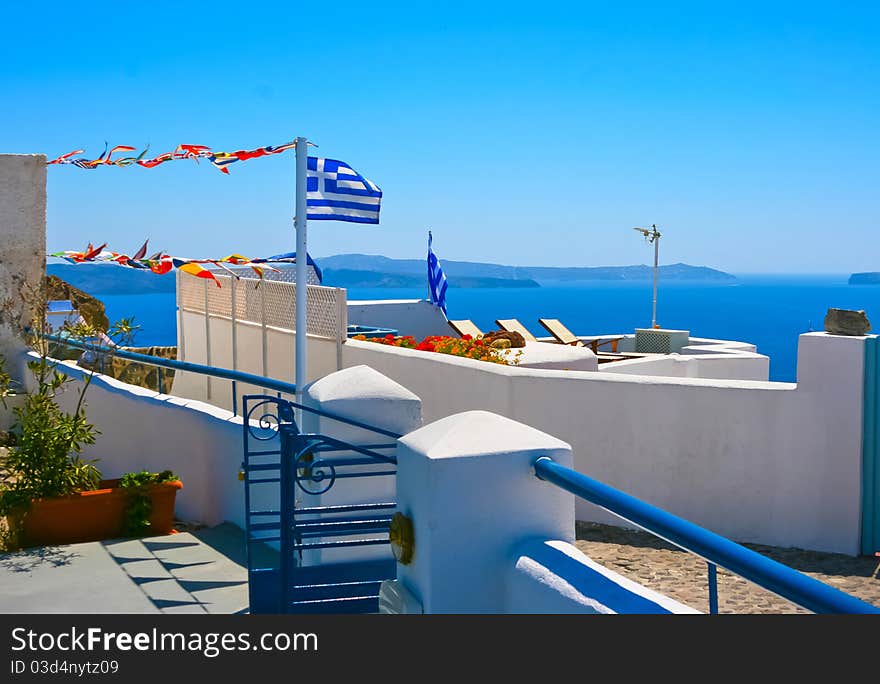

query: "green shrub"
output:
0 355 100 516
119 470 179 537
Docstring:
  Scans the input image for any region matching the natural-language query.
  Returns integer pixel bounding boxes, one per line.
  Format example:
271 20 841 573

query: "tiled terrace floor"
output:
0 523 251 614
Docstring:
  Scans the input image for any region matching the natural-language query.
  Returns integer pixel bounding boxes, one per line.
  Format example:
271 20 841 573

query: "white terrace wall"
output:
46 355 248 530
0 154 46 384
173 311 340 410
348 299 451 339
599 350 770 381
591 335 770 381
343 332 867 555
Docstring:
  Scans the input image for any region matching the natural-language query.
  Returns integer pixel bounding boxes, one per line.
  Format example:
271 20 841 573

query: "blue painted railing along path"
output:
534 456 880 614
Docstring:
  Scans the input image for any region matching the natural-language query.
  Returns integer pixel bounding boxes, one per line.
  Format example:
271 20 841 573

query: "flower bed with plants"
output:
351 333 521 365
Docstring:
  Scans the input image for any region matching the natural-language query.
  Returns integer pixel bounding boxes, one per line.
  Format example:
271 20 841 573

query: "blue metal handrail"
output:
533 456 880 614
42 334 402 438
45 333 298 394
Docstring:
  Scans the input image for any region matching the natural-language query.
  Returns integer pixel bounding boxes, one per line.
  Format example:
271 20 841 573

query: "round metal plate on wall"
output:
389 512 415 565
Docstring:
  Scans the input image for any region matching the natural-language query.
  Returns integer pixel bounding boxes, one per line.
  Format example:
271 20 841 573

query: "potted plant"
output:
8 470 183 547
0 284 183 549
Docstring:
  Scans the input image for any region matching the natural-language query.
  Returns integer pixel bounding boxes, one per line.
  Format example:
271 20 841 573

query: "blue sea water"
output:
102 275 880 382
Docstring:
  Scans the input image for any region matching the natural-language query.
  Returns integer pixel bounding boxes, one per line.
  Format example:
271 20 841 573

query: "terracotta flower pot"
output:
10 478 183 547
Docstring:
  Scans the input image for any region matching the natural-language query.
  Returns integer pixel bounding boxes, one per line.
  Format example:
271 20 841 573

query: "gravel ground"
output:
575 522 880 614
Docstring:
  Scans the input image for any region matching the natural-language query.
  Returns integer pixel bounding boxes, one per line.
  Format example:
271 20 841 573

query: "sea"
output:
100 274 880 383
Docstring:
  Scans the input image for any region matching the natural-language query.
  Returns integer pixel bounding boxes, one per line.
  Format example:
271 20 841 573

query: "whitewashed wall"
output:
174 311 339 411
348 299 451 339
343 332 867 555
600 351 770 381
45 355 247 529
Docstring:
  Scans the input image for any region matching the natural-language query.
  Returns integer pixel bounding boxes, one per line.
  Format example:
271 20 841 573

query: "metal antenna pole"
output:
633 224 662 329
652 225 659 329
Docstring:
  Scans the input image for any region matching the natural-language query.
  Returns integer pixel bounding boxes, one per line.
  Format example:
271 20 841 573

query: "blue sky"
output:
2 2 877 273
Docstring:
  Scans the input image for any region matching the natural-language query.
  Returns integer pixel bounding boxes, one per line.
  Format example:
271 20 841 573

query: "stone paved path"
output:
575 522 880 613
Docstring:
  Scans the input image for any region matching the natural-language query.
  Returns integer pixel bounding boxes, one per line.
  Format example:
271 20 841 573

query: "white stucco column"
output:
0 154 46 383
796 331 868 391
301 364 422 439
392 410 574 613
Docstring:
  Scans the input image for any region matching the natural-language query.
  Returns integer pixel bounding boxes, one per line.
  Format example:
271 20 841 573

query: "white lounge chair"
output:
495 318 538 343
448 319 484 338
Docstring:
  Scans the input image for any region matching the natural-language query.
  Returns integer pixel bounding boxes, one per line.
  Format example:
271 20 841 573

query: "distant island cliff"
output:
47 263 176 295
323 268 539 289
47 256 735 295
849 272 880 285
319 254 736 287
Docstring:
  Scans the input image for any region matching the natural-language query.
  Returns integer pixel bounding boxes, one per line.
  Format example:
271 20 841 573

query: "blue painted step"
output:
289 595 380 614
289 559 397 614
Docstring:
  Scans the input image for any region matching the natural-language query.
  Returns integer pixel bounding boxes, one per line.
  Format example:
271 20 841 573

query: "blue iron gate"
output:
241 395 400 614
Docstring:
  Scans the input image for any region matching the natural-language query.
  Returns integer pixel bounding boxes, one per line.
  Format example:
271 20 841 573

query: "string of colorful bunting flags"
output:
47 140 297 175
50 241 307 288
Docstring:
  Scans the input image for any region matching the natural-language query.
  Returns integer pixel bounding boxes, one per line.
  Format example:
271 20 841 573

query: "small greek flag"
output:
427 231 448 316
307 157 382 224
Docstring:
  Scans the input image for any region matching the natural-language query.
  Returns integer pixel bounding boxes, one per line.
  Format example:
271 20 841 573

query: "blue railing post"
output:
277 400 298 612
708 563 718 614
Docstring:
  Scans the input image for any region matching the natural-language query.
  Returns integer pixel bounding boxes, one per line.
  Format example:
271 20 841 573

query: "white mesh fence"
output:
177 266 346 340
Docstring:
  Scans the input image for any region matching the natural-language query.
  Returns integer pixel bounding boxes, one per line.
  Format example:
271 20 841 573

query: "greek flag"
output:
307 157 382 224
427 231 448 316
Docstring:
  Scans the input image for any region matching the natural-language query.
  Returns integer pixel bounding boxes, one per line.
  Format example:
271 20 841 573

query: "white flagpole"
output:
294 136 308 405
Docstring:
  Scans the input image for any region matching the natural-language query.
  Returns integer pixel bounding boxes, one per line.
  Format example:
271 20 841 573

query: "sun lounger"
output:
448 319 484 338
494 318 538 343
538 318 625 353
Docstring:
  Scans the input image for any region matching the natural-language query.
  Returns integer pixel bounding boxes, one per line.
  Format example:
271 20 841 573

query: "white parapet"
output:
0 154 46 383
393 410 574 613
506 539 698 613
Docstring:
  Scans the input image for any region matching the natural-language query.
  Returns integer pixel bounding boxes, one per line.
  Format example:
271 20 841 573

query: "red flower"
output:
461 334 472 341
385 334 395 340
